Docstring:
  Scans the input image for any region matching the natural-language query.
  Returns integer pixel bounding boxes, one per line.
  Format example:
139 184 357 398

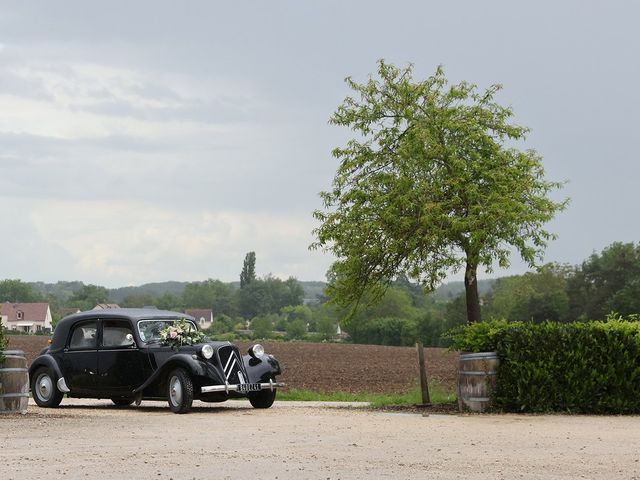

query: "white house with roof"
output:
184 309 214 329
0 302 53 333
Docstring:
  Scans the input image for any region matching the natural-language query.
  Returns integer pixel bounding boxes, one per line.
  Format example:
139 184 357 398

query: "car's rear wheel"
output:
111 397 134 406
167 368 194 414
248 385 277 409
31 367 64 408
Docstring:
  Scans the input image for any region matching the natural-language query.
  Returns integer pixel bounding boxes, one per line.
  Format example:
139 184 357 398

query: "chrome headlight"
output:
248 343 265 359
201 344 214 359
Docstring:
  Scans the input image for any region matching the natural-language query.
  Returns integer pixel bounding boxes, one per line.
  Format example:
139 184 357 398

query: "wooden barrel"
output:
0 350 29 414
457 352 499 412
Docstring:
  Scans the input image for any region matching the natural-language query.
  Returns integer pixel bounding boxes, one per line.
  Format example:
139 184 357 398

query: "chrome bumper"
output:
57 377 71 393
201 379 286 394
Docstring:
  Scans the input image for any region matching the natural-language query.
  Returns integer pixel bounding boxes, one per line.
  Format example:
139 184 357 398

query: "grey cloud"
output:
0 69 52 101
79 96 256 124
0 131 172 155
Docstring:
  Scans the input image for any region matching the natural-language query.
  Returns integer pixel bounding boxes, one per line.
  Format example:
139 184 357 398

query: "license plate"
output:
237 383 261 394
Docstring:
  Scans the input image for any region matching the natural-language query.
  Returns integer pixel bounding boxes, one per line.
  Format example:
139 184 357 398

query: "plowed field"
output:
7 336 458 393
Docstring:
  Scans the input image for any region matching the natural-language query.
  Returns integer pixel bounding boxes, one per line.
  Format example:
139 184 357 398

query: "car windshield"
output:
137 319 198 343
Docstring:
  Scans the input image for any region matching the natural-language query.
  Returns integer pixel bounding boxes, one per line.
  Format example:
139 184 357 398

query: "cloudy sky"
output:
0 1 638 288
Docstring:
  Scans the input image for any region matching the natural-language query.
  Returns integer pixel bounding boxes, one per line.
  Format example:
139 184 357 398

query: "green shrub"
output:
251 315 274 340
0 324 6 362
207 332 237 342
302 332 327 343
285 318 307 340
444 319 512 352
446 316 640 413
345 317 418 346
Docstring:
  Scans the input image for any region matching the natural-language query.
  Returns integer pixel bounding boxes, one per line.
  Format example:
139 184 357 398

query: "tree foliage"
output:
240 251 256 288
0 279 43 303
183 279 235 315
483 264 571 322
251 314 274 339
237 276 304 319
121 293 156 308
68 284 109 311
313 60 566 324
567 242 640 320
155 292 184 311
285 318 307 340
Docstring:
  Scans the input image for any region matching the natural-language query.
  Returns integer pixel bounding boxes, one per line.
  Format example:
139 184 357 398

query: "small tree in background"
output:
240 252 256 288
286 318 307 340
251 314 274 339
317 316 337 340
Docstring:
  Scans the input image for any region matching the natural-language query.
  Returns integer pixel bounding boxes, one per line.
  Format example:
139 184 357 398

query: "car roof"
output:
52 308 195 348
61 308 193 323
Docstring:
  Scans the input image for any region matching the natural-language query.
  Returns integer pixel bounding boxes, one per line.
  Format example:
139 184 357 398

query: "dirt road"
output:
2 399 639 479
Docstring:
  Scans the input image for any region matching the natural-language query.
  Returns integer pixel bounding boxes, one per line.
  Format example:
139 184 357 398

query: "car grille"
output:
217 345 247 385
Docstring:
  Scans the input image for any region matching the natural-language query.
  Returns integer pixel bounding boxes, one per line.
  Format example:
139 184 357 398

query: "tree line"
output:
0 252 328 341
2 242 640 345
334 241 640 346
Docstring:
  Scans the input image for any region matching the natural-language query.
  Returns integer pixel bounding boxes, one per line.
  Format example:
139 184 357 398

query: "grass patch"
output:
277 384 456 408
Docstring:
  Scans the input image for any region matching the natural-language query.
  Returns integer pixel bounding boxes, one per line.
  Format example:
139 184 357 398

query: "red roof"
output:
1 302 50 322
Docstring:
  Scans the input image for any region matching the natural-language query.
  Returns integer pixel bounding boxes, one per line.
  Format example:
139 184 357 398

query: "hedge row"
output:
446 316 640 413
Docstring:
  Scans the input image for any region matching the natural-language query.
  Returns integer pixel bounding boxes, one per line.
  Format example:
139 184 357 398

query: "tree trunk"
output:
464 262 481 324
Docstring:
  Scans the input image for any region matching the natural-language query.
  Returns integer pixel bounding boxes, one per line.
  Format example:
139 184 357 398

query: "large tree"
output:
313 61 566 323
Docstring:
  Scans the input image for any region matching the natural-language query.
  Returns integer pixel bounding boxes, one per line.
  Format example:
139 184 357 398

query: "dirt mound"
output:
8 336 458 394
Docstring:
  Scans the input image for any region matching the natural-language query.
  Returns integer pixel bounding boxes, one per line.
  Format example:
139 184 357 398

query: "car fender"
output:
132 354 209 394
243 354 282 384
28 354 64 381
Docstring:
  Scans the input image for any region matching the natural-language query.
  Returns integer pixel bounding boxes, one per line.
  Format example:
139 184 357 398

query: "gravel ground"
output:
2 399 640 480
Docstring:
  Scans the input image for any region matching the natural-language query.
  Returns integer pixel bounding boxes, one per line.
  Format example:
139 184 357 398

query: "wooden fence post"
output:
416 342 431 407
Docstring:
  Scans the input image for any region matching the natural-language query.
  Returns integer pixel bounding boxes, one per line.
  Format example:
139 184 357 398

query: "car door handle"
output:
86 369 97 375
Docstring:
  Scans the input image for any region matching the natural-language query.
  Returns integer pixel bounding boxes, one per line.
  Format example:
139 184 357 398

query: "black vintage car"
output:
28 309 285 413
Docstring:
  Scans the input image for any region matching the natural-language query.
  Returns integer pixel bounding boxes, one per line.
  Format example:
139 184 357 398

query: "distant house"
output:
92 303 121 310
0 302 53 333
185 309 214 330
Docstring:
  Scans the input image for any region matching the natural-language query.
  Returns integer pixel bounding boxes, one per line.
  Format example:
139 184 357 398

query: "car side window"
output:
102 320 135 348
69 321 98 350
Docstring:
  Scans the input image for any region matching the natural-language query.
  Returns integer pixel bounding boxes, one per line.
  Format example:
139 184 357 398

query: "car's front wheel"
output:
31 367 64 408
167 368 194 414
248 386 277 409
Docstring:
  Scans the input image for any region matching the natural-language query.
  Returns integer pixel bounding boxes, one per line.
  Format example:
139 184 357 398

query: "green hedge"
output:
446 316 640 413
